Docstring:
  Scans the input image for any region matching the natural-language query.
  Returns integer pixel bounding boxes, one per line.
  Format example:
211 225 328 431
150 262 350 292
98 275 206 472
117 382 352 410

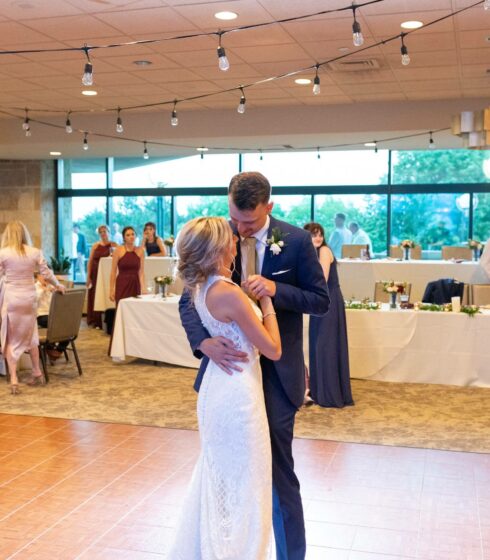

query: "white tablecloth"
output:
337 259 489 302
111 295 490 388
94 256 182 312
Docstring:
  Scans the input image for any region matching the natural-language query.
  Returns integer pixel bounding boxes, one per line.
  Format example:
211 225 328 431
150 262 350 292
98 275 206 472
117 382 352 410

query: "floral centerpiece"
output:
345 298 380 311
399 239 416 260
154 275 173 297
163 236 175 257
468 239 482 261
383 280 407 308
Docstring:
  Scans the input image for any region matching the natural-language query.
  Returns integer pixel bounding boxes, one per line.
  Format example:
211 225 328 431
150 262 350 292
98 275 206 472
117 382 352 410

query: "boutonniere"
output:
266 227 288 256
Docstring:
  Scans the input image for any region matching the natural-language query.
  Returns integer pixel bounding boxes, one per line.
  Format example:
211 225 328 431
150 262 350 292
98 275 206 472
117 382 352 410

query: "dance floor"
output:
0 414 488 559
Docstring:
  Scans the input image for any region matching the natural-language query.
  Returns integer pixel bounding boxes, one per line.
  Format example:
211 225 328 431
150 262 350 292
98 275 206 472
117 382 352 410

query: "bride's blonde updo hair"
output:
177 216 234 292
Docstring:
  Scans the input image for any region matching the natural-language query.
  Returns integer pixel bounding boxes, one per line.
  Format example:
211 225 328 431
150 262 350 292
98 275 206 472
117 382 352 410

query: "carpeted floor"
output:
1 325 489 453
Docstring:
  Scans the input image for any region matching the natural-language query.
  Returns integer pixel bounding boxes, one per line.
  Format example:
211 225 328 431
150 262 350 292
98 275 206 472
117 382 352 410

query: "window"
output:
473 193 490 242
113 154 239 189
391 150 490 185
60 159 107 189
242 151 388 186
58 197 107 281
109 196 164 245
314 194 387 257
272 195 312 228
391 193 469 258
175 196 228 231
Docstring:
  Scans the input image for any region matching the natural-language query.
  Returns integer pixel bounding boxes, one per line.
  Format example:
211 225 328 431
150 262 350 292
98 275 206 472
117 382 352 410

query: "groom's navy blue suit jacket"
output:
178 216 330 409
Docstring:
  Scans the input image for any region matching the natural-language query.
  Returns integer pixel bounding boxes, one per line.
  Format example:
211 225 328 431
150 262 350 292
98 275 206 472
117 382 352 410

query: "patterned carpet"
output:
1 325 489 453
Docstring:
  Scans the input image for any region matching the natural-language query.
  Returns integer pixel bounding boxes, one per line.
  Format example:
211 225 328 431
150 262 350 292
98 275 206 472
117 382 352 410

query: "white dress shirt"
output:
240 215 270 279
481 239 490 280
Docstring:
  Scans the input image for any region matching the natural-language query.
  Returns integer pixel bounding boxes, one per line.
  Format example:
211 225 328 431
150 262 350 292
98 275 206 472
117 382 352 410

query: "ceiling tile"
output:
22 15 122 41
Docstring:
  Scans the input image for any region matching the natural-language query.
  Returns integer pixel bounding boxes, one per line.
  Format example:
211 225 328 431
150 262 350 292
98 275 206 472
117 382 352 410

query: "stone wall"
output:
0 159 56 257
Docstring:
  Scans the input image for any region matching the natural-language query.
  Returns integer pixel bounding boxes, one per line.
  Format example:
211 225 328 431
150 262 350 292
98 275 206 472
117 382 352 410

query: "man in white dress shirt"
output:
328 213 352 259
349 222 373 255
481 238 490 280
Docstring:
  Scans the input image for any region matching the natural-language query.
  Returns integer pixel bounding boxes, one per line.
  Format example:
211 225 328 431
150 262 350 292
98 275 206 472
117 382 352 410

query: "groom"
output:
179 171 329 559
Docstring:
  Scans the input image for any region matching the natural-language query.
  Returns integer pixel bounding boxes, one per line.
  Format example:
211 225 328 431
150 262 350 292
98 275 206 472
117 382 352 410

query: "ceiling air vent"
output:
328 58 381 72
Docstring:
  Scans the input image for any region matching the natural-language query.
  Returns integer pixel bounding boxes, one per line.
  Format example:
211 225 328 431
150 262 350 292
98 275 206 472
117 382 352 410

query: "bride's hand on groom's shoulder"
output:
243 275 276 299
198 337 249 376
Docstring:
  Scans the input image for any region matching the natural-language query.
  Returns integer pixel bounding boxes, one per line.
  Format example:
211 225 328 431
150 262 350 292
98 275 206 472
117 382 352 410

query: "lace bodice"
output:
194 275 262 356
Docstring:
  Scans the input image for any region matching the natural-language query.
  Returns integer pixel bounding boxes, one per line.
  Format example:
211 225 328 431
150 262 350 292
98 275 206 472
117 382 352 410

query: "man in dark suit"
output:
179 171 329 559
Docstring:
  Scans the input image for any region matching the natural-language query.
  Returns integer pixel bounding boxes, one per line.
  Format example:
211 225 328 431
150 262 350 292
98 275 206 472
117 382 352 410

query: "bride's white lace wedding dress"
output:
168 275 273 560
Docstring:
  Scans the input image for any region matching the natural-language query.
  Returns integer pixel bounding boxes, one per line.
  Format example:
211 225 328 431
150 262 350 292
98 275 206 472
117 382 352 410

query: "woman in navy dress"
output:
141 222 167 257
304 222 353 408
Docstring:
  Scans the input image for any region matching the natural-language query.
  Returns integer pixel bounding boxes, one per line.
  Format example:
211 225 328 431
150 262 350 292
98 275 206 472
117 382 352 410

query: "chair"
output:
389 245 422 260
422 278 464 304
38 288 86 382
471 284 490 306
441 246 472 261
341 244 368 259
374 281 412 303
57 278 74 289
462 283 470 305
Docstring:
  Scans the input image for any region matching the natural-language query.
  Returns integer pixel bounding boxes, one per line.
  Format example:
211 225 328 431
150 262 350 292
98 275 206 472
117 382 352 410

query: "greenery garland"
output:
416 303 480 317
345 300 381 311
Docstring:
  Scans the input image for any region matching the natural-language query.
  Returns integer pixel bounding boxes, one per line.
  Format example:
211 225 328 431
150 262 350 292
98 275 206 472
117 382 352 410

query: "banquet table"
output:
111 295 490 388
337 259 489 302
94 256 182 312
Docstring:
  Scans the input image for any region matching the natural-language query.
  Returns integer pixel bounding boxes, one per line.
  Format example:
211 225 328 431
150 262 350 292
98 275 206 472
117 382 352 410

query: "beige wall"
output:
0 159 56 257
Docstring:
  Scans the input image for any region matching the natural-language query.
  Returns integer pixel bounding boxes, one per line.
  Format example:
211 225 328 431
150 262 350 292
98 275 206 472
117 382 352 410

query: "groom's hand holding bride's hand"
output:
198 337 248 376
243 275 276 300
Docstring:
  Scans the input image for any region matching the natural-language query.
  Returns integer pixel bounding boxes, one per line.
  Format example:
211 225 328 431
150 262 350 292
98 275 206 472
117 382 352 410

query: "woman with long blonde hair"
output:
168 216 281 559
0 221 64 394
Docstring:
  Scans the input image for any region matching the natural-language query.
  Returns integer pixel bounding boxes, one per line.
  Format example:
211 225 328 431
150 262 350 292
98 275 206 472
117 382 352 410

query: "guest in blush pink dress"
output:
0 221 65 395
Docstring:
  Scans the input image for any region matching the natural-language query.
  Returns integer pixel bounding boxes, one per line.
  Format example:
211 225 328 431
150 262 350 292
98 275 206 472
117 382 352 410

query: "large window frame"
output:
56 152 490 258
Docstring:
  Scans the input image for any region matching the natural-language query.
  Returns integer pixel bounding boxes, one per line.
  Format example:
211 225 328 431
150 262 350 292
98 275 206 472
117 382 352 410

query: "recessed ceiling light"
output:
133 60 153 66
364 142 376 147
196 147 209 152
401 20 423 29
82 90 97 96
295 78 311 85
215 11 238 20
50 151 61 156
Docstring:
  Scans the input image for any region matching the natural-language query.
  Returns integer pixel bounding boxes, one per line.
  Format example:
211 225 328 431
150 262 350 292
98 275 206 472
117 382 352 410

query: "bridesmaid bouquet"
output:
399 239 416 249
468 239 482 250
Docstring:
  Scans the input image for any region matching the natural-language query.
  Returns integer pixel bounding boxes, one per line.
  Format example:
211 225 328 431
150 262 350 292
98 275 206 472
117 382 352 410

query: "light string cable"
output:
4 0 484 118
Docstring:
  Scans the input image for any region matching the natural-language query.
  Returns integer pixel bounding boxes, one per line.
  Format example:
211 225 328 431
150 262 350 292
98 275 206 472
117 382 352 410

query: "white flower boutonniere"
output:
266 227 288 256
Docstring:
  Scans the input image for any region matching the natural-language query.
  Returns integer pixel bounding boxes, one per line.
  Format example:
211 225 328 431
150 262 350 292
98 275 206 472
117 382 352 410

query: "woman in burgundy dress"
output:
109 226 145 306
86 225 118 328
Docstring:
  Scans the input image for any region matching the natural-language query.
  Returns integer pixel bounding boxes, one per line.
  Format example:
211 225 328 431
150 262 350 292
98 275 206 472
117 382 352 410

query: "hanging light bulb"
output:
217 32 230 71
116 108 123 133
429 131 436 149
237 87 246 114
317 147 321 159
81 45 93 86
171 100 179 126
22 109 31 136
400 34 410 66
374 141 378 153
143 141 149 160
83 132 89 151
313 65 321 95
259 149 263 161
484 0 490 10
65 112 73 134
352 7 364 47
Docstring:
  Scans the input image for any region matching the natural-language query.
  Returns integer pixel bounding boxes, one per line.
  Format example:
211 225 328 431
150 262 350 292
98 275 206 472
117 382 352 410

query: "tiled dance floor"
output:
0 414 488 559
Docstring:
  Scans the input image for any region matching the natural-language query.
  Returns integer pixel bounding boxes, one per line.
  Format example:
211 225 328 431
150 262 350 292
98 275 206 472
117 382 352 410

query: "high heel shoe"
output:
10 384 20 395
25 373 46 386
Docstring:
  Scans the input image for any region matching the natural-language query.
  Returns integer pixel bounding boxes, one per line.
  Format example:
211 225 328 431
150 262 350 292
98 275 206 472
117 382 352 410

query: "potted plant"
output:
49 249 71 280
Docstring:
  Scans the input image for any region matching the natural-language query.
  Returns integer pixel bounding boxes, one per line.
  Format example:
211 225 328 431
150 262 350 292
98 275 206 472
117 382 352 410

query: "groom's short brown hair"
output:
228 171 271 211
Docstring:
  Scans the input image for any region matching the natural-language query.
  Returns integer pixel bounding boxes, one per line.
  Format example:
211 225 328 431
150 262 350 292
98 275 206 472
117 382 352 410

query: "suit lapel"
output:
261 216 276 278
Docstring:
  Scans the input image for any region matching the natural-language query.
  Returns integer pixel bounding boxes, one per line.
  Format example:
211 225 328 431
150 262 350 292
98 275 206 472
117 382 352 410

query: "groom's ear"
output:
267 201 274 214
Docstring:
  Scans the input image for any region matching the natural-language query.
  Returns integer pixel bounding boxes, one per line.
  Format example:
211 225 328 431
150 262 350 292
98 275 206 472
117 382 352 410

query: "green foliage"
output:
49 249 71 273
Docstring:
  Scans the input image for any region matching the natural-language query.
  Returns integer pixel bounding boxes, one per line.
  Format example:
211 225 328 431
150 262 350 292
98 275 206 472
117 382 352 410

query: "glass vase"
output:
390 292 397 309
473 248 479 262
403 247 410 261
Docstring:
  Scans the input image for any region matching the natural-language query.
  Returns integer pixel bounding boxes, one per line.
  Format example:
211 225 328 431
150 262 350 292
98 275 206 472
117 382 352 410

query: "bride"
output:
168 217 281 560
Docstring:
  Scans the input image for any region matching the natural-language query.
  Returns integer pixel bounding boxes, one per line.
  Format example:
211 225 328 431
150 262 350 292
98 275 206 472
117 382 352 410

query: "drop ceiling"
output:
0 0 488 158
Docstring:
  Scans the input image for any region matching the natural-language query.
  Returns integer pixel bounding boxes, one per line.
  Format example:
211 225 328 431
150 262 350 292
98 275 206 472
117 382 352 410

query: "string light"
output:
65 112 73 134
400 34 410 66
217 32 230 71
313 65 321 95
429 131 435 149
237 87 246 114
143 141 149 159
352 5 364 47
116 108 123 133
171 100 179 126
259 149 263 161
484 0 490 9
83 132 89 151
22 109 31 136
374 141 378 153
81 45 93 86
317 147 321 159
